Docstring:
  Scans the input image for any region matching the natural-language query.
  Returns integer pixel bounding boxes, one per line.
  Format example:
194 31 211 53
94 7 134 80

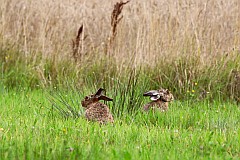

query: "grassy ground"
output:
0 89 239 159
0 1 240 159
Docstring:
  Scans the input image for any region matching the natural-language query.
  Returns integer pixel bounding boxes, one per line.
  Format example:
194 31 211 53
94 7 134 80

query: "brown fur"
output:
143 100 169 112
84 102 114 124
81 88 114 124
158 89 174 102
143 88 174 112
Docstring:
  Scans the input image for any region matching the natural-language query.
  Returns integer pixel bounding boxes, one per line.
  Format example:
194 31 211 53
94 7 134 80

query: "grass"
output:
1 50 240 101
0 89 239 159
0 0 240 159
0 0 240 101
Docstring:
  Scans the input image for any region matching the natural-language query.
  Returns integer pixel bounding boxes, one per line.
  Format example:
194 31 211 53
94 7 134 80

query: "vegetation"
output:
0 90 239 159
0 0 240 101
0 0 240 159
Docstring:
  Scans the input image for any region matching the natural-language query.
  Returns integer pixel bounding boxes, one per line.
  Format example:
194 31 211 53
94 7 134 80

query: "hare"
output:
143 88 174 112
81 88 114 124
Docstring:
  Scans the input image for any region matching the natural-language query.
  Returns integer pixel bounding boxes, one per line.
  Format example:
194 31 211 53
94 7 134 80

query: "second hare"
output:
143 88 174 112
81 88 114 124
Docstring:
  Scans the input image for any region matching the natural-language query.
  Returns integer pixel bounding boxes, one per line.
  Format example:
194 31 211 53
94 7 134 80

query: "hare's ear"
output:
165 89 170 94
95 88 105 96
144 90 164 101
143 90 160 96
150 95 161 101
98 95 113 101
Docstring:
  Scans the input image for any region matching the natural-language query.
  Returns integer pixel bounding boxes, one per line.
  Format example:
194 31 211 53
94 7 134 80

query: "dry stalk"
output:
72 25 83 62
107 0 130 51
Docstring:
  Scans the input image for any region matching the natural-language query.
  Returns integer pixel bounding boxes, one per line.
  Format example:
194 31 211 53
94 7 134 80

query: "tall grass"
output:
1 0 239 61
1 2 239 159
0 0 240 101
1 46 239 101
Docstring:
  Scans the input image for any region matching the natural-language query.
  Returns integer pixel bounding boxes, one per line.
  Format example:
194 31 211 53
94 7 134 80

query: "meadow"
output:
0 89 239 159
0 0 240 159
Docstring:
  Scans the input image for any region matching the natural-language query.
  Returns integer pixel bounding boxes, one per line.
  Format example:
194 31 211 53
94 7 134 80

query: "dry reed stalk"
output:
72 25 83 62
107 0 130 54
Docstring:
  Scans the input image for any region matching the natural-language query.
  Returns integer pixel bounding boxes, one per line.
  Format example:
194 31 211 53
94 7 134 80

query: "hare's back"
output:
85 102 113 123
143 101 168 112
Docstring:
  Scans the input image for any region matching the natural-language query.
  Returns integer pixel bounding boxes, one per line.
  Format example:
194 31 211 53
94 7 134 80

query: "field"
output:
0 0 240 159
0 90 239 159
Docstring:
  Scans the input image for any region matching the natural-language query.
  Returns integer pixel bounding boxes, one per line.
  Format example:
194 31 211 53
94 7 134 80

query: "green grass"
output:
1 46 240 102
1 1 239 159
0 89 239 159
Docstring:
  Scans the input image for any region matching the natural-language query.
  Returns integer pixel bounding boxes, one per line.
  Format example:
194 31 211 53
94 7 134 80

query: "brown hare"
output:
81 88 114 124
143 88 174 112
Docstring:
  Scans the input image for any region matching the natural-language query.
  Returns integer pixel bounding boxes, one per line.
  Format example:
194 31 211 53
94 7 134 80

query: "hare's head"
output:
143 88 174 102
158 89 174 102
81 88 113 109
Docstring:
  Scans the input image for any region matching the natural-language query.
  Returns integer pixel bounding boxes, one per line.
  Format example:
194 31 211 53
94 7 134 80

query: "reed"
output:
0 0 239 102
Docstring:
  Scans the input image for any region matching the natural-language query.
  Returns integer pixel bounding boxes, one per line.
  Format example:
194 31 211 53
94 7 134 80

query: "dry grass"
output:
72 25 83 62
0 0 240 101
1 0 239 65
110 1 130 45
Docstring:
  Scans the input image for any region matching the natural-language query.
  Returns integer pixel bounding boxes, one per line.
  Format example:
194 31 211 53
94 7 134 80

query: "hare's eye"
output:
85 96 89 100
